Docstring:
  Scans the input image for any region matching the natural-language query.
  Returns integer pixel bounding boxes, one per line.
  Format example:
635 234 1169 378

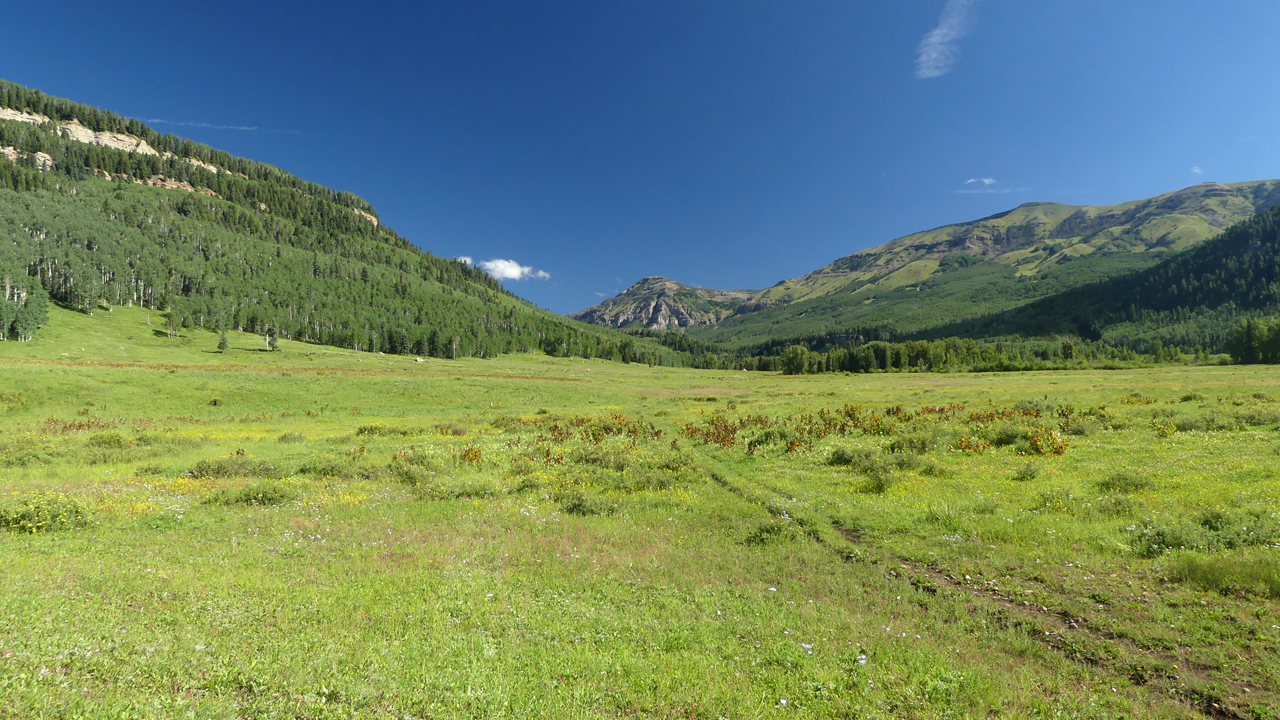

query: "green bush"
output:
1096 471 1151 494
1169 554 1280 598
827 447 881 471
1012 462 1041 482
277 432 307 444
297 454 383 479
569 445 631 472
188 455 282 479
1128 509 1280 557
557 490 617 517
1063 419 1100 437
743 519 796 545
985 422 1033 447
85 432 130 449
1036 488 1078 514
204 482 298 506
356 424 420 438
1238 407 1280 427
0 492 93 533
886 432 937 455
859 470 897 495
1090 495 1138 519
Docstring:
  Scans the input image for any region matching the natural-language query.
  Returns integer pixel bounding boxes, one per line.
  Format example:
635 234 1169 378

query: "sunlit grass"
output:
0 307 1278 717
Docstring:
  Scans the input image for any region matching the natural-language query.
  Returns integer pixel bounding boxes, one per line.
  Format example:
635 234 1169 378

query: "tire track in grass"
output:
702 463 1256 720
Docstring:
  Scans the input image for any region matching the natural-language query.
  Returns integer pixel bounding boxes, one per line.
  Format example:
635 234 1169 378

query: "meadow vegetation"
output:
1 306 1278 718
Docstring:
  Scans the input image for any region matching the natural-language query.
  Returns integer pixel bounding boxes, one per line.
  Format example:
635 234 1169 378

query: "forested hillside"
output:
917 204 1280 353
0 80 669 362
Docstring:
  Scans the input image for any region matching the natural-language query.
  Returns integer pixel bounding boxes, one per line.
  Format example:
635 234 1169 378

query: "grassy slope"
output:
1 308 1278 718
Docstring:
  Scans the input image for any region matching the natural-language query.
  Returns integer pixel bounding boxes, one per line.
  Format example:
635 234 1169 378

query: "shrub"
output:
569 445 630 472
886 432 937 455
1128 509 1280 557
1122 392 1156 405
558 490 616 517
85 432 130 449
1090 495 1138 519
1026 428 1068 455
986 422 1030 447
204 482 298 506
925 504 965 531
188 455 282 479
1238 407 1280 427
1152 419 1178 438
949 436 989 453
1036 488 1078 514
297 454 383 479
417 480 501 501
1096 471 1151 494
859 470 897 495
1012 462 1041 482
747 428 798 454
277 432 307 444
743 519 796 545
827 447 880 471
1170 415 1204 432
356 424 419 438
1179 392 1206 403
458 445 482 464
1062 419 1100 437
0 492 93 533
1169 554 1280 598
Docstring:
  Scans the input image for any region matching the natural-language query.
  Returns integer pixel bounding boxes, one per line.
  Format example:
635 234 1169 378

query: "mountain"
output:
567 276 755 330
917 203 1280 353
575 181 1280 347
0 79 677 364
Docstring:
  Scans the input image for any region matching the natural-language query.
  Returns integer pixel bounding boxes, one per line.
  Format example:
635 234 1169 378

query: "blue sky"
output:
4 1 1280 312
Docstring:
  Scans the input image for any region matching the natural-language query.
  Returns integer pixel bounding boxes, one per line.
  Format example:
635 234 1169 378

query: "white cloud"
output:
477 258 551 281
457 255 474 265
594 292 607 298
140 117 301 135
1191 166 1204 175
957 177 1014 193
915 0 982 80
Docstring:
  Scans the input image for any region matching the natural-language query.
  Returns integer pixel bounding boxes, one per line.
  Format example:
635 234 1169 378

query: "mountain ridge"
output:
573 180 1280 346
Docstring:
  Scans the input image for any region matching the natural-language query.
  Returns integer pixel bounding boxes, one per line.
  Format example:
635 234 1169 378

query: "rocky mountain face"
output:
568 277 755 330
573 181 1280 339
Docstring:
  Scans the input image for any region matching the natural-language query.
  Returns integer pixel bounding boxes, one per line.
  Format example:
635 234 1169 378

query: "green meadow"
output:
1 306 1278 719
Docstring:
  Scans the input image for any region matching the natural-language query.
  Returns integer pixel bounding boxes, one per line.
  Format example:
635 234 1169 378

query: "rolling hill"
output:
575 181 1280 347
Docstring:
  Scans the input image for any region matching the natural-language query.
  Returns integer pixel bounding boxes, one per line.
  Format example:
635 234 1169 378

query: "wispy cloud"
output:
475 258 551 281
140 117 302 135
915 0 982 80
1191 166 1204 175
957 177 1028 195
594 291 607 298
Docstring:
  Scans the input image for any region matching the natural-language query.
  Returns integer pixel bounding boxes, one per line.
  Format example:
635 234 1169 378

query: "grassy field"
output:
1 306 1278 719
